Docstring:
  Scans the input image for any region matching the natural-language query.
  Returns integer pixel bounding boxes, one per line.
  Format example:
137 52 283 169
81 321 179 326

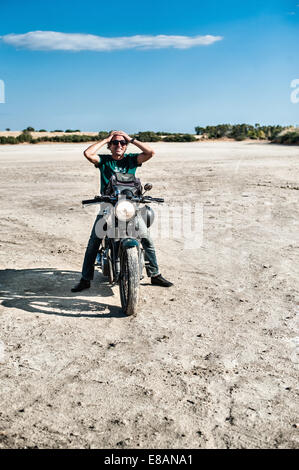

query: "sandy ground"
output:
0 141 298 449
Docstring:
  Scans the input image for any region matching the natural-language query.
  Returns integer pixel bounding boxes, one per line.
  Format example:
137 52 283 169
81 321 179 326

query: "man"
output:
71 130 173 292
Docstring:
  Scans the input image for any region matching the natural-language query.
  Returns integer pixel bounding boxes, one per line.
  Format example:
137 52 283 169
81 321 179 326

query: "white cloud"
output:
0 30 223 51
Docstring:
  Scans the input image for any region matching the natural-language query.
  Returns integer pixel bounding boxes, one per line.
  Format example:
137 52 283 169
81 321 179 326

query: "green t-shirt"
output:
97 153 141 194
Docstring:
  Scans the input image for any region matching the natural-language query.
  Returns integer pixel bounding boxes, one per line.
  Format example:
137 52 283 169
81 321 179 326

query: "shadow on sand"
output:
0 268 125 318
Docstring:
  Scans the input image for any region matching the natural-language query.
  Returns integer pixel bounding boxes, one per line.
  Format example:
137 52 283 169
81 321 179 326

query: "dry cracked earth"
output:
0 141 298 448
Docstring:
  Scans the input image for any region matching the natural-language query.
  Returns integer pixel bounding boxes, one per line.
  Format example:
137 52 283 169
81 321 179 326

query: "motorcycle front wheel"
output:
119 247 140 316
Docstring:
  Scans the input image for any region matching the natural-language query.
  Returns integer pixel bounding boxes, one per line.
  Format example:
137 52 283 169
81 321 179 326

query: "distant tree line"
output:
26 127 83 133
0 129 197 144
0 125 298 145
130 131 196 142
0 131 97 145
194 123 290 141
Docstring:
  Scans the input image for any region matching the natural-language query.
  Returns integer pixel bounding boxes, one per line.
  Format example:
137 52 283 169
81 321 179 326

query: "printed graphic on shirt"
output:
97 153 141 194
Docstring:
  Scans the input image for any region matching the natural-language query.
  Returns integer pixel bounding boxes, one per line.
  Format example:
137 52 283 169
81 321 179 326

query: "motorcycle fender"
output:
121 238 139 249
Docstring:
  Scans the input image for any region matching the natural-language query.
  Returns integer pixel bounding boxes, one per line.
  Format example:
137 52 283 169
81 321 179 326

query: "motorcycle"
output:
82 174 164 316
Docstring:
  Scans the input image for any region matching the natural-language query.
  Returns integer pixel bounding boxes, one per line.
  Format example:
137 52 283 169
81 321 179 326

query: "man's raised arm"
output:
133 139 155 164
83 137 109 165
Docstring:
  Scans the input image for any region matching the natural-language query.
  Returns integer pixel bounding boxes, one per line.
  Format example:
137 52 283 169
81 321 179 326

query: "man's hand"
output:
109 130 155 163
111 130 132 143
106 131 119 143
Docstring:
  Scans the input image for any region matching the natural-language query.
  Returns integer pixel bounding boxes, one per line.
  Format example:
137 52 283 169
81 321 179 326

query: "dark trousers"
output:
81 214 159 280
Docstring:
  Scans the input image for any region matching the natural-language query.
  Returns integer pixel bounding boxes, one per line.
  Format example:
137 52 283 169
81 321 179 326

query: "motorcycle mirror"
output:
144 183 153 192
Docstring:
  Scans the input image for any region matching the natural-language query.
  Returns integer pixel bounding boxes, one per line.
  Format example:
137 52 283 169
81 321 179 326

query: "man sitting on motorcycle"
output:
71 130 173 292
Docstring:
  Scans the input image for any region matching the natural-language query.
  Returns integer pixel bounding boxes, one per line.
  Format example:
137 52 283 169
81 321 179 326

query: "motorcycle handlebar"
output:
82 195 164 205
82 196 115 205
142 196 164 203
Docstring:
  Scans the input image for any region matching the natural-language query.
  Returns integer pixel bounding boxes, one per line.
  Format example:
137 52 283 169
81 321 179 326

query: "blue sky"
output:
0 0 298 132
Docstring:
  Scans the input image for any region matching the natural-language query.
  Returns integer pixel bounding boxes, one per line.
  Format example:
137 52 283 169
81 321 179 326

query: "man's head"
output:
108 134 128 158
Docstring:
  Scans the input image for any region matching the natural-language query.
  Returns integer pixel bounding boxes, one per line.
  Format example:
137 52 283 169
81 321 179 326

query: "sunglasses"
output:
111 139 127 147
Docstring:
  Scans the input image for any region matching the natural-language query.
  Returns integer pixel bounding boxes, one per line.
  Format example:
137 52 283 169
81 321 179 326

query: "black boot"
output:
71 278 90 292
151 274 173 287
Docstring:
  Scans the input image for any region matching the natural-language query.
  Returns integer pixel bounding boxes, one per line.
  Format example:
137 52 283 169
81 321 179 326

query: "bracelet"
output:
130 137 136 144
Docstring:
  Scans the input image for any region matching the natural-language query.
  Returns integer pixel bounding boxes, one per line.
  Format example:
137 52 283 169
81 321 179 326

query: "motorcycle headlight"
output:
115 200 136 221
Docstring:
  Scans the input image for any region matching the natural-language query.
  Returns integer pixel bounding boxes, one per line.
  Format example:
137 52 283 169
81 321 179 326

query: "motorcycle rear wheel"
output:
119 247 140 316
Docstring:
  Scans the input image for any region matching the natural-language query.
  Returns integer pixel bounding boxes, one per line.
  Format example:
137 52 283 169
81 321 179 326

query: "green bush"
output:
155 131 173 136
98 131 109 140
17 131 33 143
257 130 266 139
273 130 299 145
163 133 196 142
235 134 247 141
0 136 17 144
133 131 161 142
271 126 296 143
